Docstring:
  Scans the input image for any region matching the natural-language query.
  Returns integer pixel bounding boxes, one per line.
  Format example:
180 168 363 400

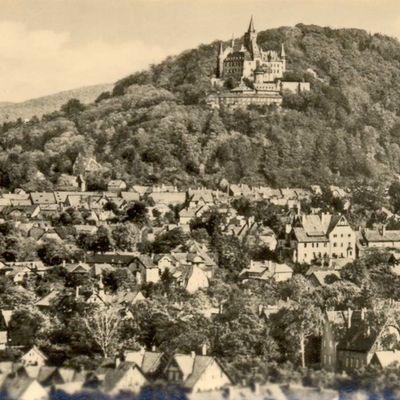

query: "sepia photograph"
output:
0 0 400 398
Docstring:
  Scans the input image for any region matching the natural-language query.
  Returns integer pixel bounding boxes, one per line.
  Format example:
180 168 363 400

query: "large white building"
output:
288 214 356 264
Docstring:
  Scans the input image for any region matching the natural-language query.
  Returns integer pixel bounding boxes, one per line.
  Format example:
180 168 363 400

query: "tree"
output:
151 227 188 254
8 307 44 347
83 306 122 358
125 202 148 225
61 98 85 116
38 239 77 265
389 181 400 213
111 223 139 251
276 300 322 368
92 226 114 254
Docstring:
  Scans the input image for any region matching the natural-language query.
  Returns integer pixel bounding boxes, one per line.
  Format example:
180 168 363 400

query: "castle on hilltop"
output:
217 16 286 82
208 17 310 109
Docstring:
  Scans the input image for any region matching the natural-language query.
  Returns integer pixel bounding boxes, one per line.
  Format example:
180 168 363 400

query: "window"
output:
333 234 337 238
348 234 351 237
333 243 337 247
341 234 343 238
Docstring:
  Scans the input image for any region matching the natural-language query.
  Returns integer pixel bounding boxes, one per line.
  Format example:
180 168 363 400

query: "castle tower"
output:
244 16 260 59
217 42 224 78
281 43 287 71
254 65 264 85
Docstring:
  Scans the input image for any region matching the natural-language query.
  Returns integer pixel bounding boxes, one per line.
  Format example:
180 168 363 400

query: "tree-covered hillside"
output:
3 23 400 190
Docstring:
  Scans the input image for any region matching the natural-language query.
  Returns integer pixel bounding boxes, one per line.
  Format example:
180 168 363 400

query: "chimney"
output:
75 286 80 299
201 344 207 356
191 351 196 359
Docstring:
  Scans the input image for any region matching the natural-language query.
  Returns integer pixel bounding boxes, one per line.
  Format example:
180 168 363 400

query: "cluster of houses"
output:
0 344 234 399
0 343 346 400
2 173 400 396
3 178 400 300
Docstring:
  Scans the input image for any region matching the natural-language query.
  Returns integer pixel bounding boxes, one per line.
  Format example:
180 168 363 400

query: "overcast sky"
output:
1 0 400 102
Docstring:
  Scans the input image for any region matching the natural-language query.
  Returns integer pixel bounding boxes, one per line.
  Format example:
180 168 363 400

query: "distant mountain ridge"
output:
0 83 113 122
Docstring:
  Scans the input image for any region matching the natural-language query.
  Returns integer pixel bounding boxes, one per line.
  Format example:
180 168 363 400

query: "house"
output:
0 310 12 349
72 153 103 176
131 186 151 196
370 350 400 368
1 205 40 220
239 260 293 283
1 377 48 400
63 262 91 275
164 351 232 392
257 226 277 250
329 185 347 199
124 348 165 378
321 310 352 371
91 263 115 279
56 174 86 192
21 346 48 367
128 255 160 284
360 226 400 249
182 265 209 293
102 362 148 395
85 253 136 267
35 290 61 309
120 191 140 203
149 192 186 206
107 180 127 192
115 290 146 307
336 309 400 372
288 214 356 264
308 270 341 287
30 192 56 206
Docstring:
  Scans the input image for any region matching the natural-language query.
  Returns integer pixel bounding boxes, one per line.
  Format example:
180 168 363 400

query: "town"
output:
1 5 400 399
0 162 398 398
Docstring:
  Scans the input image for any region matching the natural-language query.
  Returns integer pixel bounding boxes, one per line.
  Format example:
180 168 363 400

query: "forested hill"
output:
0 83 113 123
2 23 400 191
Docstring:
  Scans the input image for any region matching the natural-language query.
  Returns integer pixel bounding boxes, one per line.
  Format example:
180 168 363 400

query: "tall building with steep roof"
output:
217 17 286 82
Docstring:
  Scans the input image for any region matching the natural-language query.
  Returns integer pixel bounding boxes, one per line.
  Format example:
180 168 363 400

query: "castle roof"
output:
248 16 255 33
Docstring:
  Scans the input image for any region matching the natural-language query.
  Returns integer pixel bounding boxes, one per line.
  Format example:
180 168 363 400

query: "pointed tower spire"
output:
281 43 286 58
219 41 224 55
248 15 255 32
231 33 235 49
